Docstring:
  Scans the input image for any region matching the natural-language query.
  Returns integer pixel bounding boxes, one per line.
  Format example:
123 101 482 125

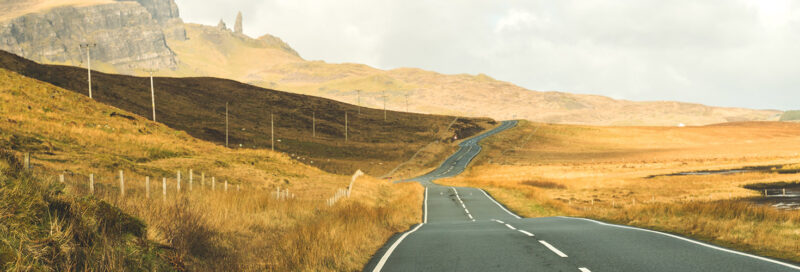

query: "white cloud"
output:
494 9 537 33
174 0 800 110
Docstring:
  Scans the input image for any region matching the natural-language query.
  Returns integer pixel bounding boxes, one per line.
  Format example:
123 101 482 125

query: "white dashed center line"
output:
505 224 517 230
539 240 568 257
518 230 535 237
579 268 592 272
452 187 474 221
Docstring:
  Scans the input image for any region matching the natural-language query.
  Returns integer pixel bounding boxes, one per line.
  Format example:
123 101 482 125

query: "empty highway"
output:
365 120 800 272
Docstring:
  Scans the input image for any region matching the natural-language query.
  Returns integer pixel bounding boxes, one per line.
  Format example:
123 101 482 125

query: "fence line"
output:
43 169 374 207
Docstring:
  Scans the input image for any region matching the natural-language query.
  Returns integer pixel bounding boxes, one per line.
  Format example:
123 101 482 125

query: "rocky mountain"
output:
159 24 780 126
0 0 184 71
0 1 782 125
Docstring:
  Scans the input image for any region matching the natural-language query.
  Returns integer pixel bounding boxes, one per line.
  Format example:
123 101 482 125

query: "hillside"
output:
0 1 780 125
0 49 492 176
779 110 800 121
0 151 174 270
162 24 780 126
0 66 423 270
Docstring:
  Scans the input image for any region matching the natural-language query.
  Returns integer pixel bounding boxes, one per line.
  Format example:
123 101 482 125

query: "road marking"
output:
539 240 568 257
371 223 424 272
505 224 516 230
373 122 518 271
561 217 800 270
480 189 522 219
423 187 428 223
579 268 591 272
496 220 505 224
452 187 475 221
518 230 535 237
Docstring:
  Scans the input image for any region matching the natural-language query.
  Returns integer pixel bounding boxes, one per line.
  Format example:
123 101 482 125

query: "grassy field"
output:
0 49 493 177
440 120 800 262
0 67 425 271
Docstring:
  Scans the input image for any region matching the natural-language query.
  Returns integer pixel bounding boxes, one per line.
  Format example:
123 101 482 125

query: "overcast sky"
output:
174 0 799 110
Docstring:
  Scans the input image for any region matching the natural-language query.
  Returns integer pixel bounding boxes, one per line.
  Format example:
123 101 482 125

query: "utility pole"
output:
345 111 348 142
143 69 157 121
312 111 316 138
271 113 275 151
79 43 97 99
357 90 361 114
225 102 229 148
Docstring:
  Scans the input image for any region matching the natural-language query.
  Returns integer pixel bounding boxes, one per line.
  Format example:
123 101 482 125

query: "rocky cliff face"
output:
130 0 186 41
0 0 185 71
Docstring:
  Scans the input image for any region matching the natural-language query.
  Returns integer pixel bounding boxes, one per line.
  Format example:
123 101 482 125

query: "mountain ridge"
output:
0 1 781 126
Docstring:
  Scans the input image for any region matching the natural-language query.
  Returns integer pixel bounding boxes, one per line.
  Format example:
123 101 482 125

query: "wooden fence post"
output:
119 170 125 197
59 173 64 183
23 152 30 170
201 172 205 188
224 180 228 192
189 169 193 191
212 177 216 191
162 177 166 201
177 170 181 193
89 173 94 194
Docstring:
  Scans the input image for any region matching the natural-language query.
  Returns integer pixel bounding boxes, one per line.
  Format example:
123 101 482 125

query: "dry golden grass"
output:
440 120 800 262
0 67 423 271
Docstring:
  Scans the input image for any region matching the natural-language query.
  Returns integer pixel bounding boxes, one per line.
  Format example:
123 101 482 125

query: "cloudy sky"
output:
174 0 799 110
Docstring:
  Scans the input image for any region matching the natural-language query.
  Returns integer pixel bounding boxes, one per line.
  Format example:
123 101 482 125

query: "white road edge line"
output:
518 230 535 237
423 187 428 223
539 240 568 258
373 187 430 272
480 189 522 219
371 223 424 272
561 217 800 270
505 224 517 230
579 268 591 272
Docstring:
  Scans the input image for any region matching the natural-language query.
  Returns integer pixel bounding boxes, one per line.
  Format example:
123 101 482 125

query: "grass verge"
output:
440 120 800 263
0 67 424 270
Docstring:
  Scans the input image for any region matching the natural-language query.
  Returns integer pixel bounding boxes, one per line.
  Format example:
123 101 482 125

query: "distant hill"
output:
0 1 782 126
780 111 800 121
161 24 780 126
0 50 492 175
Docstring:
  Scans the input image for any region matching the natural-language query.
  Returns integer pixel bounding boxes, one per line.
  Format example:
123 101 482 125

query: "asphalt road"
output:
364 120 800 272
